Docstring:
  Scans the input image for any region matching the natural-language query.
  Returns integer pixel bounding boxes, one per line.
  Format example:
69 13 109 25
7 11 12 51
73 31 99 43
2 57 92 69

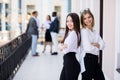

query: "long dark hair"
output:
62 13 81 47
47 15 51 21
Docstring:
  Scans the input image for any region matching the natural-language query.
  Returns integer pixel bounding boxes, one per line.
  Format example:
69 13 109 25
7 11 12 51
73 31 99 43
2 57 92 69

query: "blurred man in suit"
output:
50 12 59 55
26 11 40 56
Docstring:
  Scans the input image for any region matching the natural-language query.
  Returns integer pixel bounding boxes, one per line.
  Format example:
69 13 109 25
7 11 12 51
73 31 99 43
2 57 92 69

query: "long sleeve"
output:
43 21 51 29
27 17 38 35
50 17 59 33
35 17 41 30
63 31 78 54
98 35 105 50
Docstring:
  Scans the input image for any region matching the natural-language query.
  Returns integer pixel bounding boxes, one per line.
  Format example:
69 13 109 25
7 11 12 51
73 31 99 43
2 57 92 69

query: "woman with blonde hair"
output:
80 8 105 80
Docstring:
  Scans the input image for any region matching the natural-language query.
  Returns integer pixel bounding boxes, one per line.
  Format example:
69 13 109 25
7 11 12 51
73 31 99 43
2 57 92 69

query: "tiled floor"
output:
13 44 81 80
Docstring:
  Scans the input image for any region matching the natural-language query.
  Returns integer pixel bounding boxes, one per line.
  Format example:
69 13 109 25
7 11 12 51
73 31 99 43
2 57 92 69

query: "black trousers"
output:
82 53 105 80
60 52 80 80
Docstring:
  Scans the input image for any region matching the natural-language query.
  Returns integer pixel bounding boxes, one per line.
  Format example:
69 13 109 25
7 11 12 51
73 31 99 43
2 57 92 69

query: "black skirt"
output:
45 29 52 42
60 52 80 80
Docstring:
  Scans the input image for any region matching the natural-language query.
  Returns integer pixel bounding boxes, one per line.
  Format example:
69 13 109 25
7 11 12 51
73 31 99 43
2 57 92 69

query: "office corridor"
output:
13 44 81 80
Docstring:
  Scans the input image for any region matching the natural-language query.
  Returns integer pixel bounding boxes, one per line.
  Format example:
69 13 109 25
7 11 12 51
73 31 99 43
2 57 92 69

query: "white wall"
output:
103 0 116 80
115 0 120 79
71 0 80 14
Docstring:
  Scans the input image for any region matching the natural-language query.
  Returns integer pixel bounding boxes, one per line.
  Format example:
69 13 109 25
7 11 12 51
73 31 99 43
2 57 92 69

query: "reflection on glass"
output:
5 3 10 30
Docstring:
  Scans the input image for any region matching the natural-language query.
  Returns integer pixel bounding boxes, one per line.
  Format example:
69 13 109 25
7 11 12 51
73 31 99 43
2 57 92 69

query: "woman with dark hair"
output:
80 8 105 80
42 15 52 53
59 13 81 80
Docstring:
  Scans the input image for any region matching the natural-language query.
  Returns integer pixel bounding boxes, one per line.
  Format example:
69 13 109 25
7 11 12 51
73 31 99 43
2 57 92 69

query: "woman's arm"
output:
81 29 99 52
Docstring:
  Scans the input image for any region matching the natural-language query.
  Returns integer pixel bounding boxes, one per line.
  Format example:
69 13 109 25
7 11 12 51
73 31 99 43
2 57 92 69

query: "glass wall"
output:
5 3 10 30
0 1 11 31
18 0 22 33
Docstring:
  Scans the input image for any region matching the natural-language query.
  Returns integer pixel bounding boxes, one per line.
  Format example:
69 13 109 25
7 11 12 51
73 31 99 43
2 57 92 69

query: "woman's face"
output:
83 13 93 28
46 16 50 20
66 16 74 30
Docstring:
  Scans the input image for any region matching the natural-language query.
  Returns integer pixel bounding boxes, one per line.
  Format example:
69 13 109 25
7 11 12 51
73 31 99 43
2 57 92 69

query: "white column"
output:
71 0 80 14
10 0 20 39
35 0 43 23
81 0 87 9
90 0 94 11
48 0 52 15
41 0 50 22
103 0 116 80
80 0 83 10
92 0 100 32
115 0 120 80
21 0 27 33
85 0 89 8
115 0 120 57
61 0 68 28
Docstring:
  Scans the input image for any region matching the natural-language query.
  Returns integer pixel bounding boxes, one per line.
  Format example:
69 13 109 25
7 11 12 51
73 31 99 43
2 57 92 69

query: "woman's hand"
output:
58 43 67 51
91 43 100 49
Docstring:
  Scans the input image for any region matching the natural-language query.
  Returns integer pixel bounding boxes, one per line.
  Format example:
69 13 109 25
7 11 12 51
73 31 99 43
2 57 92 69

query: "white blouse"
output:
80 28 105 55
62 30 79 54
43 20 51 29
80 27 105 73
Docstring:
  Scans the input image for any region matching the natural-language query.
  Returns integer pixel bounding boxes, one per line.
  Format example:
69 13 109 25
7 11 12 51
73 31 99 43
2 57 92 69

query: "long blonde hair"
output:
80 9 95 28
